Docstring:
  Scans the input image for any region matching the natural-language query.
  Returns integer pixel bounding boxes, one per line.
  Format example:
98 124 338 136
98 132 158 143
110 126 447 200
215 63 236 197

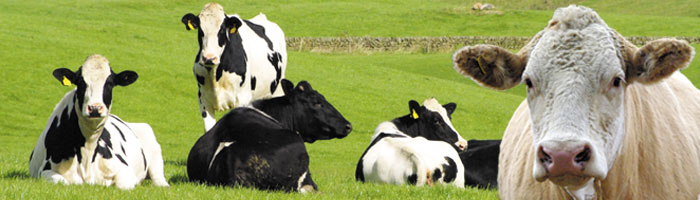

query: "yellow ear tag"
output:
62 76 72 86
230 27 236 34
187 20 194 30
411 109 419 119
476 56 486 75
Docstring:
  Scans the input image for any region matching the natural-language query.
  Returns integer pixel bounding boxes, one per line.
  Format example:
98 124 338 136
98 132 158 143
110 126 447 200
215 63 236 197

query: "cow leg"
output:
128 123 169 187
113 166 138 190
297 170 317 193
199 95 216 132
40 169 69 185
145 142 169 187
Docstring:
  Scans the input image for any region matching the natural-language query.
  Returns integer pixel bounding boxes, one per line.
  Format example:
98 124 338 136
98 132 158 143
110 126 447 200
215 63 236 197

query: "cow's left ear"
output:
442 103 457 116
281 79 294 95
114 70 139 86
627 38 695 84
53 68 76 86
408 100 421 120
218 16 242 46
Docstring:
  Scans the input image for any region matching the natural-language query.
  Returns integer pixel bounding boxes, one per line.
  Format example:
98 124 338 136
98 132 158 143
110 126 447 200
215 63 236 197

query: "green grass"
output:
1 0 700 199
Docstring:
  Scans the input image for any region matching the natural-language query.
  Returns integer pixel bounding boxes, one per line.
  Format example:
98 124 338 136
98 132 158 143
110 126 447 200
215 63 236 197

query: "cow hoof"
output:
299 185 316 194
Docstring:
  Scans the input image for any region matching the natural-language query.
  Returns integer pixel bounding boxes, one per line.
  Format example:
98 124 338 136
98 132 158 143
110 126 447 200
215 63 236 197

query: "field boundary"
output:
287 36 700 53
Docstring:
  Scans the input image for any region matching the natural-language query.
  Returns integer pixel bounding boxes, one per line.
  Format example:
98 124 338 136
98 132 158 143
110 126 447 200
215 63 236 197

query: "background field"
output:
1 0 698 199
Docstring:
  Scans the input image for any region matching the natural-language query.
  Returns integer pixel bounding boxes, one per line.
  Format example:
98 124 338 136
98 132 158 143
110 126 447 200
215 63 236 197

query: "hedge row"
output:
286 36 700 53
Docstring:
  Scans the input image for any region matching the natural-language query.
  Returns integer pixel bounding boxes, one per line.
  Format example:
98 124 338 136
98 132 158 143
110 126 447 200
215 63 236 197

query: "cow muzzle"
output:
86 104 106 118
200 54 219 66
533 139 606 187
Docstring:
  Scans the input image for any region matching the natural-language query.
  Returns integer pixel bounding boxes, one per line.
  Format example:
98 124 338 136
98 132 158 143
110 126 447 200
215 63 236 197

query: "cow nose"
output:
456 140 468 151
202 54 216 65
344 124 353 134
537 144 591 177
87 105 104 117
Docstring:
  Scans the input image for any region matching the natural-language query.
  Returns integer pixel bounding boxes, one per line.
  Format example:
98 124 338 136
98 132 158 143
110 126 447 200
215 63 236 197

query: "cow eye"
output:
314 103 322 108
612 77 622 87
525 78 533 88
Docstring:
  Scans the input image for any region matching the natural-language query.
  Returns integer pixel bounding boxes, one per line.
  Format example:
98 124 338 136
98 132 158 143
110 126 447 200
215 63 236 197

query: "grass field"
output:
1 0 699 199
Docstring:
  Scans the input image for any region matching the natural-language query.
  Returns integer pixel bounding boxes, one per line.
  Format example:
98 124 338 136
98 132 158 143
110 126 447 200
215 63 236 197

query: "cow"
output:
459 139 500 189
28 54 169 190
187 79 352 193
355 98 468 187
452 5 700 199
181 2 287 132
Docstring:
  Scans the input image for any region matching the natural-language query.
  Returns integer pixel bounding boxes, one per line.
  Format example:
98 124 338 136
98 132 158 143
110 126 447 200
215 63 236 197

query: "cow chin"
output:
546 175 592 188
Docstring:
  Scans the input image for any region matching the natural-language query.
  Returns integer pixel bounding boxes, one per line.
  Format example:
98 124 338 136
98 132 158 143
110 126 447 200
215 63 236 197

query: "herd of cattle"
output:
26 3 700 199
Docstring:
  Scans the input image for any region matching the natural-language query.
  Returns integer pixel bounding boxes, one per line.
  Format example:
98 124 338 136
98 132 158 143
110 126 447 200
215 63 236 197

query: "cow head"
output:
401 98 468 151
452 5 694 194
52 54 138 128
280 79 353 143
181 3 241 66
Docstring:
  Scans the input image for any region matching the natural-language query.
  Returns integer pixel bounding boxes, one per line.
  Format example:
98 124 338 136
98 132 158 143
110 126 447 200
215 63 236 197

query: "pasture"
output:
1 0 699 199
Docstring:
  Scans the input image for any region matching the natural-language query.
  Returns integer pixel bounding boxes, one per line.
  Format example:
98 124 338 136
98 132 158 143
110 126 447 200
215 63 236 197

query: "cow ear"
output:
281 79 294 95
452 44 527 90
296 81 313 92
408 100 421 120
181 13 199 31
218 16 242 46
114 70 138 86
53 68 76 86
626 38 695 84
443 103 457 116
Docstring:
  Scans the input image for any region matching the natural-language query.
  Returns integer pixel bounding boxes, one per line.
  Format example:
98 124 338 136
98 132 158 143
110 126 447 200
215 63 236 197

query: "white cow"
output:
28 55 169 190
181 3 287 131
356 98 466 187
452 5 700 199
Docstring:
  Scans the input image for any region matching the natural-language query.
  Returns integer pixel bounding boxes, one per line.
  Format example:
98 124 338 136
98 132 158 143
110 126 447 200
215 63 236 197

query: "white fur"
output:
192 3 287 131
360 122 465 187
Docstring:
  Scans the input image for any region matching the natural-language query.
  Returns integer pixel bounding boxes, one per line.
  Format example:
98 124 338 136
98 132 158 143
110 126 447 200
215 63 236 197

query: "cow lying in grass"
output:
355 98 467 187
460 139 500 189
28 54 168 190
187 79 352 193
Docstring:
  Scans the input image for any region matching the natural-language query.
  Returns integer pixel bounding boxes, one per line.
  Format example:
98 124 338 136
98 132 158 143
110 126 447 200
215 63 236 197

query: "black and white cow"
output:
181 3 287 131
28 55 169 189
460 139 500 189
356 98 467 187
187 79 352 192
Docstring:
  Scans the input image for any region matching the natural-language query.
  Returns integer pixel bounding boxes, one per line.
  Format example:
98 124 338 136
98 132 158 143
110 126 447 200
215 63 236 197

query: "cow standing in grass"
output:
187 79 352 193
452 5 700 199
355 98 467 187
28 55 169 190
181 2 287 131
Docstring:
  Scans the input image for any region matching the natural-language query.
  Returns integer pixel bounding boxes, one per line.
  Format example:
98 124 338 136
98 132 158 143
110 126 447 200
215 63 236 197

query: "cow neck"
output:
391 115 419 137
73 99 107 147
252 97 297 133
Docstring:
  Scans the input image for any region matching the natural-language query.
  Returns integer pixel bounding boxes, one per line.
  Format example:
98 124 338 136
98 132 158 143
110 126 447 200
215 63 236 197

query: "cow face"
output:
407 98 467 151
452 5 694 190
52 55 138 124
281 79 352 143
181 3 240 66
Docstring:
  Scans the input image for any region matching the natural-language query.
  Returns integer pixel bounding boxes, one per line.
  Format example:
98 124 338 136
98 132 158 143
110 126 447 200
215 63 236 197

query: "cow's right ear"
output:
452 44 527 90
408 100 421 120
181 13 199 30
281 79 294 96
53 68 76 86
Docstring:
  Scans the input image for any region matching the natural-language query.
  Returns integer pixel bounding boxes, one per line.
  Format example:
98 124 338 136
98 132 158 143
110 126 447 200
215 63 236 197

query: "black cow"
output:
460 139 500 189
187 79 352 192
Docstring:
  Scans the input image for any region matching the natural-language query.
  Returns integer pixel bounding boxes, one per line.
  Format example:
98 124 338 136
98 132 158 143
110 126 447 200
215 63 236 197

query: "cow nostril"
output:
538 146 552 164
345 124 352 133
574 145 591 163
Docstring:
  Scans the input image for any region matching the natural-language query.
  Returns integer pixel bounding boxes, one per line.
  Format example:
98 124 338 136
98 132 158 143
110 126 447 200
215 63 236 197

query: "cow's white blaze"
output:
524 6 625 188
77 55 113 136
198 3 226 65
422 98 467 149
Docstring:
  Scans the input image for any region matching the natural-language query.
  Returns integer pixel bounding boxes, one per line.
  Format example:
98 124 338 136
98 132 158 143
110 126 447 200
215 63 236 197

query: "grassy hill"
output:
0 0 698 199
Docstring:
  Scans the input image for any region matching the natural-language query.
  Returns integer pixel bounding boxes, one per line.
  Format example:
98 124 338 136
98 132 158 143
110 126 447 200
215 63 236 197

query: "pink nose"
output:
87 104 105 117
201 54 217 65
537 144 591 177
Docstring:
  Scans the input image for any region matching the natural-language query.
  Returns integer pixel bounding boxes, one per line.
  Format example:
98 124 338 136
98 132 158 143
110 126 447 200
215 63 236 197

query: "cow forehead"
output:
526 6 622 77
81 54 112 85
423 98 449 120
198 3 225 34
